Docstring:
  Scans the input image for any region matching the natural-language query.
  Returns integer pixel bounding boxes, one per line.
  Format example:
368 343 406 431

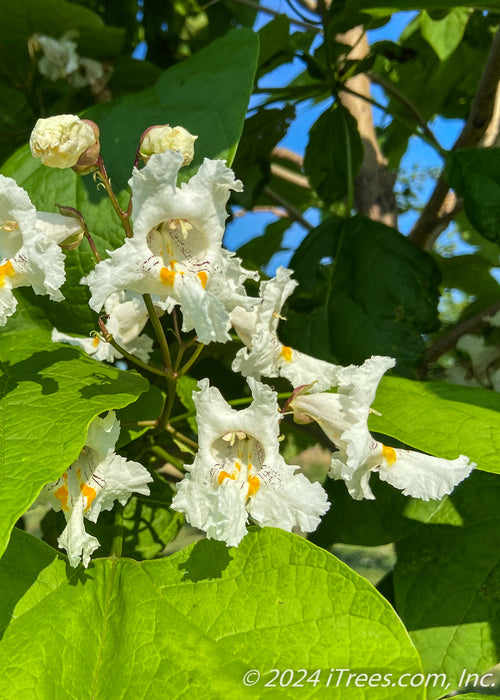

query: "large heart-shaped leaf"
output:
0 527 424 699
369 376 500 473
393 471 500 699
0 330 148 559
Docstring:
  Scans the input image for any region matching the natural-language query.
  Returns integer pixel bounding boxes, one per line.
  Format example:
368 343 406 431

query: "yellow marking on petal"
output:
0 221 19 232
0 260 15 288
280 345 293 362
197 270 208 289
247 475 260 498
92 337 100 347
218 470 235 484
80 483 97 512
382 445 397 466
54 485 69 512
160 266 176 286
235 462 241 472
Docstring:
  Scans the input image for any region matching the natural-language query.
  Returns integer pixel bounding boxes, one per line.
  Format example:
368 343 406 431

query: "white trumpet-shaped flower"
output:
52 290 153 363
86 151 257 345
37 411 152 567
231 267 342 391
171 377 330 547
0 175 81 325
291 355 474 500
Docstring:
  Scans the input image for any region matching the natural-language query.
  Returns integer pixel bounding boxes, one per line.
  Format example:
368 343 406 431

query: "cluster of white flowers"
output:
6 114 475 566
30 33 111 93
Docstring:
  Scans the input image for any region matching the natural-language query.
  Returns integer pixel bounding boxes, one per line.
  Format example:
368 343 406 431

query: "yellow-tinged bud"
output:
30 115 100 169
139 124 197 166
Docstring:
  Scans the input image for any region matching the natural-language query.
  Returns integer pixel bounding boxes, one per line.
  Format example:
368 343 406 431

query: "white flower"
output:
31 33 80 81
86 151 257 345
52 291 153 363
0 175 81 325
171 377 330 547
37 411 152 567
291 355 474 500
30 114 98 168
231 267 342 391
139 125 197 165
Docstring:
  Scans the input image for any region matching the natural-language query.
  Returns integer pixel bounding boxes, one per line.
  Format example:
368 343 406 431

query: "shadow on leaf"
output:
178 539 233 582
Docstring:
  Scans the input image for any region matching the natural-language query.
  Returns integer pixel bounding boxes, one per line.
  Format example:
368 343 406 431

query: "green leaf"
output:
358 0 499 9
176 374 198 432
116 382 165 448
420 8 470 61
288 216 440 373
237 219 289 271
0 528 424 699
304 103 363 205
369 376 500 473
455 695 500 699
0 330 148 559
445 149 500 244
1 28 259 335
257 15 293 78
87 27 259 190
311 478 441 548
393 471 500 699
436 253 500 305
232 105 295 209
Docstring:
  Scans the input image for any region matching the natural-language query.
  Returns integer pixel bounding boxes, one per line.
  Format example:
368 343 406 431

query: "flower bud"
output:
30 115 99 169
54 204 86 249
139 125 197 166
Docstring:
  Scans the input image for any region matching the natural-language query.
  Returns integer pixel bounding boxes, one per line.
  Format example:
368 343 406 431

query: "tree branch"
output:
409 28 500 250
270 163 311 189
337 28 398 228
272 147 304 168
425 300 500 366
263 186 313 230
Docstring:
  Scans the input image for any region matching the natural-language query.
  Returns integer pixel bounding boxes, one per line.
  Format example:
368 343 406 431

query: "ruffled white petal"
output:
38 411 152 567
0 175 68 324
231 267 345 391
377 449 474 500
87 152 253 344
292 355 475 501
57 498 100 568
171 377 329 547
53 291 153 363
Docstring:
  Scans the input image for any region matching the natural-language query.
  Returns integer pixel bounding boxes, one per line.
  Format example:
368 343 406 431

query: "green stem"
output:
99 327 168 378
155 377 177 435
228 392 292 407
150 444 185 471
342 109 354 216
84 230 102 263
178 343 204 376
110 503 124 559
97 156 133 238
143 294 173 373
167 425 198 451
